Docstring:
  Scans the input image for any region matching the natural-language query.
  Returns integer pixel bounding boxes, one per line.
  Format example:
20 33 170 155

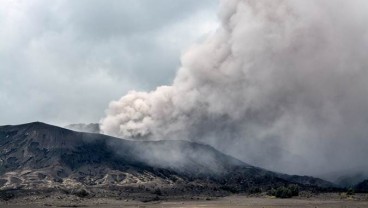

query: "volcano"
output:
0 122 334 199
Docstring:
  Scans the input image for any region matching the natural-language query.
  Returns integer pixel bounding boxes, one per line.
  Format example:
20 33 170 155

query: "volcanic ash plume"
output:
101 0 368 178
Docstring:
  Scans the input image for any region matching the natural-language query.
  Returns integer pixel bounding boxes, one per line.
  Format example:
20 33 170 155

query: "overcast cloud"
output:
0 0 218 126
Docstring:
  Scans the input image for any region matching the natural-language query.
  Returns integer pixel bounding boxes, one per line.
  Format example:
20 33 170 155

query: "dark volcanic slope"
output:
355 179 368 193
0 122 333 195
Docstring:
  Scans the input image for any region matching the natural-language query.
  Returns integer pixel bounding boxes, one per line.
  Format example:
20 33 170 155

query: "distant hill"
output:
0 122 335 198
65 123 100 133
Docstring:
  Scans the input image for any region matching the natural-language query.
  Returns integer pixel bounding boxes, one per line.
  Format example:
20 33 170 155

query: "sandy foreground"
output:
1 194 368 208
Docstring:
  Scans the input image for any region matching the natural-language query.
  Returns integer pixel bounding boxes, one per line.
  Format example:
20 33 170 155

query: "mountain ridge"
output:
0 122 336 198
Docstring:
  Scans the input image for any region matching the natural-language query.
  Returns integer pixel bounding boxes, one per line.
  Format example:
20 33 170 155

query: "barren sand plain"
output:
2 194 368 208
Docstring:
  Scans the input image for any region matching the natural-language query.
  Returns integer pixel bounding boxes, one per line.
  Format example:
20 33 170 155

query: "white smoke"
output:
101 0 368 180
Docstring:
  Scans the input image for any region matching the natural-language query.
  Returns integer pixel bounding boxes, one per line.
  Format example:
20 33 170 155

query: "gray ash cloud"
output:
101 0 368 180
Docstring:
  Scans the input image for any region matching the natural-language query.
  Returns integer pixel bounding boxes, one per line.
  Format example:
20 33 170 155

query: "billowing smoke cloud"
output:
101 0 368 180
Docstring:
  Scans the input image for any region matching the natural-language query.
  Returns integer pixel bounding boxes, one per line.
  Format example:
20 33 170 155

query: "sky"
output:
0 0 219 126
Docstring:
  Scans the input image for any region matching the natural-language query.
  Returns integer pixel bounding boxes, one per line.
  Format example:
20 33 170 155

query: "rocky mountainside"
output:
0 122 335 198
